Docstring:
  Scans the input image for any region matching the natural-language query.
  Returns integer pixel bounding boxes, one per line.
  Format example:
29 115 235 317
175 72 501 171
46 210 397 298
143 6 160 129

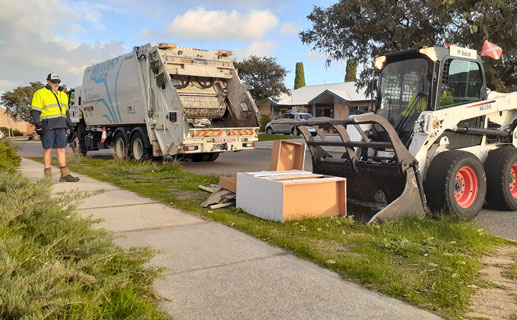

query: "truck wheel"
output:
485 147 517 210
71 132 87 156
424 150 486 218
266 127 273 134
113 131 129 160
131 131 150 161
207 152 220 161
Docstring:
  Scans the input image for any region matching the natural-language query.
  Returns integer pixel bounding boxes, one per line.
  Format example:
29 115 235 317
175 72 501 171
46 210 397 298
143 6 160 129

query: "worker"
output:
31 73 79 182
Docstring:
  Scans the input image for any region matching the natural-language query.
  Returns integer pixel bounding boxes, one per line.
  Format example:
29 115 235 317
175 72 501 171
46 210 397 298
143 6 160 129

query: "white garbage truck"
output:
69 43 259 161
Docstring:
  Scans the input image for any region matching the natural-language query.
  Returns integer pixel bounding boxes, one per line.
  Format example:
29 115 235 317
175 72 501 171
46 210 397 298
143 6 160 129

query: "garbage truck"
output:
296 45 517 223
68 43 259 161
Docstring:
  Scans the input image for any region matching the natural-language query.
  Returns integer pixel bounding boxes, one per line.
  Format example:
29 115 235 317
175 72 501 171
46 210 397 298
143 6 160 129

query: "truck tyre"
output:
207 152 220 161
484 147 517 210
424 150 486 218
71 132 87 156
266 127 273 135
130 131 150 161
113 131 129 160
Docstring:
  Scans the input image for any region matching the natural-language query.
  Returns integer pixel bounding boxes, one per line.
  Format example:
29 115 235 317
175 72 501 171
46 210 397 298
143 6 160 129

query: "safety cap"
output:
46 73 61 83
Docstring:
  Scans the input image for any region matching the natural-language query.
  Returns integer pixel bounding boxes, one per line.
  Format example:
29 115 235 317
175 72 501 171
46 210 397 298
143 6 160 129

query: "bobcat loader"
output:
297 46 517 223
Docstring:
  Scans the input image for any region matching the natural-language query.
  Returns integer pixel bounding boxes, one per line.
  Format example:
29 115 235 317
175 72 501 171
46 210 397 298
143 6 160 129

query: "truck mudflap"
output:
296 113 427 224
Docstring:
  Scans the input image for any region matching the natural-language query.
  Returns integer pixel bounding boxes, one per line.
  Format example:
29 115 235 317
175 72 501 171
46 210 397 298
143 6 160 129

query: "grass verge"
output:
43 156 512 318
258 134 300 141
0 168 170 319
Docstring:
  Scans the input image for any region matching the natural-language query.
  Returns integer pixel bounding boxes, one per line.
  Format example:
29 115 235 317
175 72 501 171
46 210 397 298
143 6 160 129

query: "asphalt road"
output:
12 138 517 241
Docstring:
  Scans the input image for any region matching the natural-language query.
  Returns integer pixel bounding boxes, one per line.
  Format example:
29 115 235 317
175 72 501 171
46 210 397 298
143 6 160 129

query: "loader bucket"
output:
296 114 426 224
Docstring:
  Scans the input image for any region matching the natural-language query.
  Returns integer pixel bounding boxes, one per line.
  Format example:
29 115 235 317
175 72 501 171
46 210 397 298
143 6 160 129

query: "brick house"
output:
257 82 374 119
0 106 34 136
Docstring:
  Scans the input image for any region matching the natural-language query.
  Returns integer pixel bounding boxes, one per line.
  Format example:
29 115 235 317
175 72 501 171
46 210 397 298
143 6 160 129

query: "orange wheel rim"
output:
454 166 478 208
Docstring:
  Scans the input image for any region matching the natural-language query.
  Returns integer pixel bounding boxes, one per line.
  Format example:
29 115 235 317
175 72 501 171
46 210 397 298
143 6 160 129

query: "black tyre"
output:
70 132 87 156
206 152 220 161
266 127 273 134
485 147 517 210
130 131 150 161
113 131 129 160
291 127 300 136
424 150 486 218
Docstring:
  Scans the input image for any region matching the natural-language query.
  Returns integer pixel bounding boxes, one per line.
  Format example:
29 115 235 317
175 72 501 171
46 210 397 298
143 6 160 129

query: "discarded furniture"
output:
236 170 346 222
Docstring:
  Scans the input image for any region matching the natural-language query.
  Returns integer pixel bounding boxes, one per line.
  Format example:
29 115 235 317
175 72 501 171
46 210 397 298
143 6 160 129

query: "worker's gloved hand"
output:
67 123 74 136
35 123 44 136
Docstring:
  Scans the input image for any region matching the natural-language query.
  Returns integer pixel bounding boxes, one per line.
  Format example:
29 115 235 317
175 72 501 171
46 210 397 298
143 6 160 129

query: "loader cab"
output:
374 46 488 145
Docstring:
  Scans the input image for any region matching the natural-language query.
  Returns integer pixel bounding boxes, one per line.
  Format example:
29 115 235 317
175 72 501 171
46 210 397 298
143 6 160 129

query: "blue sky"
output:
0 0 346 94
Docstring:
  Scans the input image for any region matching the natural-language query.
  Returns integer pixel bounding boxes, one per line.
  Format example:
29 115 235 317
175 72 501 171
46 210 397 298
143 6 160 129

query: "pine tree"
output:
344 59 357 82
294 62 306 89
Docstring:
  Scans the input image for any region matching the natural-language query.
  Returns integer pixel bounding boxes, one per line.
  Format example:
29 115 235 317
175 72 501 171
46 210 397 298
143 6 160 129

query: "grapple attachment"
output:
297 114 427 224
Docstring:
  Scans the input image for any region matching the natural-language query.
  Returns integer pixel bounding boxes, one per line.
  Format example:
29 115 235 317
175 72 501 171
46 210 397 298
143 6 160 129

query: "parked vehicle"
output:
69 43 259 161
296 45 517 223
265 112 316 136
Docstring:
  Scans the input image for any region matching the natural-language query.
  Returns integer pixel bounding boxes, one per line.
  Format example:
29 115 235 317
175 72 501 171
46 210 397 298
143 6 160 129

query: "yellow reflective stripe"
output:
41 114 67 119
31 106 42 111
41 106 67 116
42 103 60 109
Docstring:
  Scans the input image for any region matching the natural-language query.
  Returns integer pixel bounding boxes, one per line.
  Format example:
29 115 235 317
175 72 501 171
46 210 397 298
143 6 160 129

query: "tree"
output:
344 59 357 82
294 62 306 89
1 82 44 122
300 0 517 92
234 56 289 102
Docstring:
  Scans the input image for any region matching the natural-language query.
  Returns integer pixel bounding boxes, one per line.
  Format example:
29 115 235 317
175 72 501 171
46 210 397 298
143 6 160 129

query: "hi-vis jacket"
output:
31 86 71 129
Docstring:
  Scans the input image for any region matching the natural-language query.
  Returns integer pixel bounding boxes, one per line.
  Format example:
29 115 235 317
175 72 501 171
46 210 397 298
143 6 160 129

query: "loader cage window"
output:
439 59 482 109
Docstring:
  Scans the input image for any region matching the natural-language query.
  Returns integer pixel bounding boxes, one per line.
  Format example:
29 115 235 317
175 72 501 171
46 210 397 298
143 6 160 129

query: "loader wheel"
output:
130 131 150 161
424 150 486 218
485 147 517 210
113 131 129 160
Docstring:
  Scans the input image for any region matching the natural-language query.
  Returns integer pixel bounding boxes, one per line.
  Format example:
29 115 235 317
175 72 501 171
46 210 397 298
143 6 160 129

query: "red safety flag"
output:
480 40 503 60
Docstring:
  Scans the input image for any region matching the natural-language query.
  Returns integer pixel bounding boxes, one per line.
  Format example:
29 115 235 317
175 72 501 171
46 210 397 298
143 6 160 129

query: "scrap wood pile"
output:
199 181 236 209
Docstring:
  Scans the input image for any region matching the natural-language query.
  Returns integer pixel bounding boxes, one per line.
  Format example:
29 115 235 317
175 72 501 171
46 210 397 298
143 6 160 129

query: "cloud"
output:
306 49 327 61
279 23 300 35
166 8 278 41
0 0 125 92
233 41 277 61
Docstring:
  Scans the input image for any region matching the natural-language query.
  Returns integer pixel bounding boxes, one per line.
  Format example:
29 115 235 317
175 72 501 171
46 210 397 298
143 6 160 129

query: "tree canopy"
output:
294 62 306 89
300 0 517 92
1 82 43 122
233 56 289 102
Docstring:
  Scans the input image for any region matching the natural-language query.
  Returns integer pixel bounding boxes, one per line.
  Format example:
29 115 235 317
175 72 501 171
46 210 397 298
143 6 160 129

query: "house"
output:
257 82 374 119
0 106 34 136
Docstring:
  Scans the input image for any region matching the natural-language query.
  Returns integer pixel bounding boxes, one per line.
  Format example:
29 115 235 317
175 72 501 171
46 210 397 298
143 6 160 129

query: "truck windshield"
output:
376 58 429 132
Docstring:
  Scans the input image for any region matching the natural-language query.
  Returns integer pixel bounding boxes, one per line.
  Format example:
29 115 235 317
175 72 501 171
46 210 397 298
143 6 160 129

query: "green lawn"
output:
46 156 516 318
258 133 300 141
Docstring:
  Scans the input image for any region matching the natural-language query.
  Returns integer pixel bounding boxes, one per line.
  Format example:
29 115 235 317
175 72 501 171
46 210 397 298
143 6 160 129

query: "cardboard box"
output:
236 170 346 222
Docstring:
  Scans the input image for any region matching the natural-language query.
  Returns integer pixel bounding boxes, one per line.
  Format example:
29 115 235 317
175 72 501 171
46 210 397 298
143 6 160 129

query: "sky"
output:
0 0 346 95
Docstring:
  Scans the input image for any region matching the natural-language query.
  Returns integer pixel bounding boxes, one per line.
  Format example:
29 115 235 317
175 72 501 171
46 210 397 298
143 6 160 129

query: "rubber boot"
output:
59 166 80 182
44 167 52 178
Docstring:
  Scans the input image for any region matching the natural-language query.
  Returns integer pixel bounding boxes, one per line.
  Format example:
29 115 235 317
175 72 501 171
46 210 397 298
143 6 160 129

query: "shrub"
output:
259 114 272 132
0 127 23 137
0 142 21 168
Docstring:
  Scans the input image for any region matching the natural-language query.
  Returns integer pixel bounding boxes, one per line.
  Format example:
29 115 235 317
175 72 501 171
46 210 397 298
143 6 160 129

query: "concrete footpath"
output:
17 158 441 320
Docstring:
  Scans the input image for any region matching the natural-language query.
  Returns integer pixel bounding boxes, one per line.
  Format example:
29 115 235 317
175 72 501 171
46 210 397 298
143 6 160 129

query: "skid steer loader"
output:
297 45 517 223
